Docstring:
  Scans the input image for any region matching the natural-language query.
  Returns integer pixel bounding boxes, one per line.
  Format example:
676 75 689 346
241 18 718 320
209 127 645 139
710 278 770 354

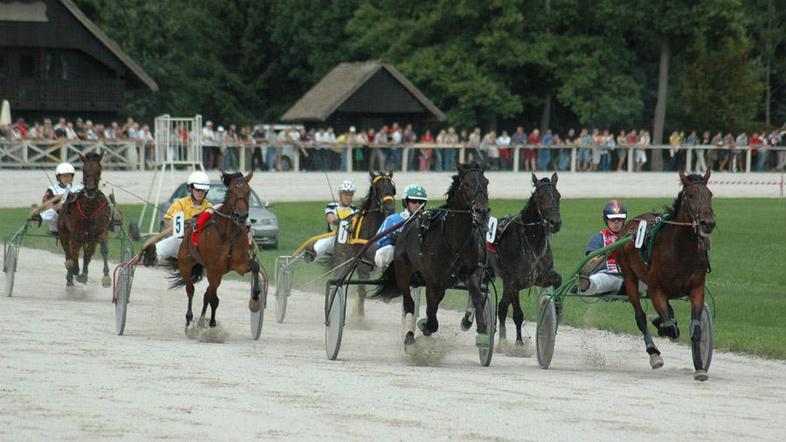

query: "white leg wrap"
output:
403 313 415 335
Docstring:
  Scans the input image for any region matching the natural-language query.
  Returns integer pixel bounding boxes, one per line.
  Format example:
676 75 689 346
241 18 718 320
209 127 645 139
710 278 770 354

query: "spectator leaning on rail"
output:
303 180 358 263
31 162 84 235
373 184 428 269
142 171 213 266
576 200 629 296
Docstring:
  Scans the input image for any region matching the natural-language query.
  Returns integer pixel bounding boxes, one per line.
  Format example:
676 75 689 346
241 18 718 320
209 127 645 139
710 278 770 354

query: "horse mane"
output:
446 163 482 206
667 173 704 217
359 183 376 211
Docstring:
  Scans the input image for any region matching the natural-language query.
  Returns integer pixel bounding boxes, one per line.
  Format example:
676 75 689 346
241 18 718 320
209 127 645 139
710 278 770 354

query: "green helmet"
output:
403 184 428 201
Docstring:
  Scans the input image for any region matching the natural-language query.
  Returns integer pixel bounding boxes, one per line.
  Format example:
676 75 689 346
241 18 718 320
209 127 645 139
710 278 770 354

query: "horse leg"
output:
99 233 111 287
401 284 416 346
419 287 445 336
247 260 262 313
78 241 97 284
460 294 475 331
689 286 709 381
496 283 512 350
69 240 82 286
626 278 662 369
466 275 490 348
61 231 75 287
179 260 195 327
509 285 527 347
205 269 223 328
651 292 679 340
353 264 368 319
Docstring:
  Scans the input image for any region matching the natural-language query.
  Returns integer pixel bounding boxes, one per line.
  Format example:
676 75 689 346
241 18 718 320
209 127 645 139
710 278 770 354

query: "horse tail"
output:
372 262 402 301
166 260 204 289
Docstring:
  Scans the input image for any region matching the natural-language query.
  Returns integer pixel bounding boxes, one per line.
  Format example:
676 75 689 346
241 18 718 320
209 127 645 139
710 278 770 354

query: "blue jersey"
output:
375 210 411 247
585 228 620 274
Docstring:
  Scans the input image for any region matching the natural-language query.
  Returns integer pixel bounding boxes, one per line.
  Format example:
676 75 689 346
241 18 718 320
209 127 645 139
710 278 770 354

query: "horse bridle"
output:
453 167 489 227
366 175 396 214
214 181 250 226
660 181 712 238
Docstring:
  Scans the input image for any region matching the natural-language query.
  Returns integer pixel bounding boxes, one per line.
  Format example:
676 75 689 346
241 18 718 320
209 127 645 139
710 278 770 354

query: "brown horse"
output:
616 169 715 381
58 152 113 288
168 171 261 329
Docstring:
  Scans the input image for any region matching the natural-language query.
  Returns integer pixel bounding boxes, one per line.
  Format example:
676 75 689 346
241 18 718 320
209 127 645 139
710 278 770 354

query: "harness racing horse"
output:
58 152 113 288
331 171 396 319
376 163 491 350
168 171 262 329
616 170 716 381
488 173 563 353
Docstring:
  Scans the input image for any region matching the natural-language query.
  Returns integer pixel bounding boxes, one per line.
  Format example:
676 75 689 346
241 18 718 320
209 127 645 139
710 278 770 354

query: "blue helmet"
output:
602 200 627 222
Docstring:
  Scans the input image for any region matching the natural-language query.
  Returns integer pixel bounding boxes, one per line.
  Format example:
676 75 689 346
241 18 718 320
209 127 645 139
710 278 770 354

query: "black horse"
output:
331 171 396 318
487 173 563 352
376 163 490 348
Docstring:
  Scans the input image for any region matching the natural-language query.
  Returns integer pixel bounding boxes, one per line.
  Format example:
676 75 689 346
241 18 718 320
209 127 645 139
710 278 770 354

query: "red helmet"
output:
602 200 627 222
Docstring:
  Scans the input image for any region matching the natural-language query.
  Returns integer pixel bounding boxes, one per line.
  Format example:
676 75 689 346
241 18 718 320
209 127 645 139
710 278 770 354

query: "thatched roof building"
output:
281 60 445 131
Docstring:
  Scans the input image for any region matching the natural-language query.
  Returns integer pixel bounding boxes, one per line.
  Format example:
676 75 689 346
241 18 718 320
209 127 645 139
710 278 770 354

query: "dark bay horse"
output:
58 152 112 288
488 173 563 352
331 171 396 318
168 171 262 329
376 163 490 348
616 170 715 381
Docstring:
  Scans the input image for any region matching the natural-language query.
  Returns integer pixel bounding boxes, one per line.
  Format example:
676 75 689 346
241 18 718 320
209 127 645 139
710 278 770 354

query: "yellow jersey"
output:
165 196 212 221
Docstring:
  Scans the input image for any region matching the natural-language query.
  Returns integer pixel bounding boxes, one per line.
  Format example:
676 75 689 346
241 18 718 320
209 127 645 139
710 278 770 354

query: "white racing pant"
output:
374 245 394 269
579 272 647 296
155 235 182 262
41 208 59 232
313 236 335 259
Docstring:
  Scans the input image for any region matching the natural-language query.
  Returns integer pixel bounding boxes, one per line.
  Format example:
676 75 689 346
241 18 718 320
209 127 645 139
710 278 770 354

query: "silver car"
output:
160 181 279 249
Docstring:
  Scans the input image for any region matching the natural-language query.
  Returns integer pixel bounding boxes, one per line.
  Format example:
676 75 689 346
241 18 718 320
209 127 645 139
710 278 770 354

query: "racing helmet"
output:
403 184 428 202
55 162 76 176
338 180 356 194
602 199 627 222
187 171 211 191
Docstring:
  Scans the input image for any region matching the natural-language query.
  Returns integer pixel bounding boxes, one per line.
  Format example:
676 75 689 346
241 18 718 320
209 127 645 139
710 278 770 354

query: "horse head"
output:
451 163 490 226
530 172 562 233
220 170 254 225
79 152 104 194
678 169 715 237
369 170 396 215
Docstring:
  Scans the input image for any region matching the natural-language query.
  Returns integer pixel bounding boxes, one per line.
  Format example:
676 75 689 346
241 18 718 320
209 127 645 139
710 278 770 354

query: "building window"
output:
20 54 37 77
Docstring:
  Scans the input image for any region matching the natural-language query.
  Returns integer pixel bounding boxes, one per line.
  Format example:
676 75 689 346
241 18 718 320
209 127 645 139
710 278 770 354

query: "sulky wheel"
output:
275 263 292 324
4 246 18 297
477 285 496 367
324 282 346 361
536 291 558 369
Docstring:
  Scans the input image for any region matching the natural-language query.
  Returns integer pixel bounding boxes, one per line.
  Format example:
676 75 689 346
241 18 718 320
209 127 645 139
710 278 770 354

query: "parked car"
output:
159 181 278 249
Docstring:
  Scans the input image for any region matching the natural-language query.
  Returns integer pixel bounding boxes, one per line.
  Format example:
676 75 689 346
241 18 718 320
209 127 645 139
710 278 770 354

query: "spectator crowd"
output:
4 116 786 173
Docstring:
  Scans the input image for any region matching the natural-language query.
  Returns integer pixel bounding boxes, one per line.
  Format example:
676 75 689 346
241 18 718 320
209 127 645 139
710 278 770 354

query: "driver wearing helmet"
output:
373 184 427 269
143 171 213 266
38 162 84 234
577 199 628 295
304 180 358 262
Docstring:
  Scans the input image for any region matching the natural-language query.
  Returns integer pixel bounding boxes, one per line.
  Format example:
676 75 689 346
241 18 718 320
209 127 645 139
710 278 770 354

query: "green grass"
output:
2 198 785 358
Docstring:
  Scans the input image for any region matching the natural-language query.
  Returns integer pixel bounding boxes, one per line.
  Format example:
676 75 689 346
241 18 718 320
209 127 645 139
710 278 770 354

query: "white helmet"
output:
187 171 210 191
338 180 356 194
55 162 75 176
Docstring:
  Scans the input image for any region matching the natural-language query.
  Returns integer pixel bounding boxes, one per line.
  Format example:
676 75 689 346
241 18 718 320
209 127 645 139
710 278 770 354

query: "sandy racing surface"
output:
2 247 786 440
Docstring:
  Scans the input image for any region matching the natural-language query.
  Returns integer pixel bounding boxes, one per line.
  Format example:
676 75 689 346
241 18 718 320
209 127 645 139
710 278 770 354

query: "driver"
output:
37 162 84 235
143 171 213 266
577 199 627 295
304 180 358 262
373 184 427 269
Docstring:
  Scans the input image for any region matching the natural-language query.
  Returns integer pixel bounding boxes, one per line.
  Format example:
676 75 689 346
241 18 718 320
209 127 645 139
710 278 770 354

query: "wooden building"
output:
0 0 157 122
281 60 446 132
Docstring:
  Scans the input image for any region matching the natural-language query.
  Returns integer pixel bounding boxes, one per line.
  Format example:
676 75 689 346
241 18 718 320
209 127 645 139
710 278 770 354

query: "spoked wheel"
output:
114 248 134 335
275 262 292 324
477 286 495 367
694 303 714 374
250 263 268 340
4 246 17 297
536 290 558 369
324 282 346 361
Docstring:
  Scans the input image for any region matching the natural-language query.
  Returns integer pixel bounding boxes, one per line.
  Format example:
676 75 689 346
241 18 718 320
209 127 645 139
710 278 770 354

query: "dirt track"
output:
2 248 786 440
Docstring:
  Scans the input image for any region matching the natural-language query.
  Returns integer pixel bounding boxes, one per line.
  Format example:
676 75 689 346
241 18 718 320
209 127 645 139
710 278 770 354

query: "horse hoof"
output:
76 275 87 284
460 317 472 332
650 353 664 369
102 276 112 288
404 333 415 346
475 333 490 348
694 370 709 382
248 298 260 313
209 320 216 328
417 318 431 336
66 280 74 287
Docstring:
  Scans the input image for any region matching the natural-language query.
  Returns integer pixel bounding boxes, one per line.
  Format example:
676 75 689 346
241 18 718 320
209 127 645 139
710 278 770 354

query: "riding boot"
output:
142 244 158 267
302 244 317 263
